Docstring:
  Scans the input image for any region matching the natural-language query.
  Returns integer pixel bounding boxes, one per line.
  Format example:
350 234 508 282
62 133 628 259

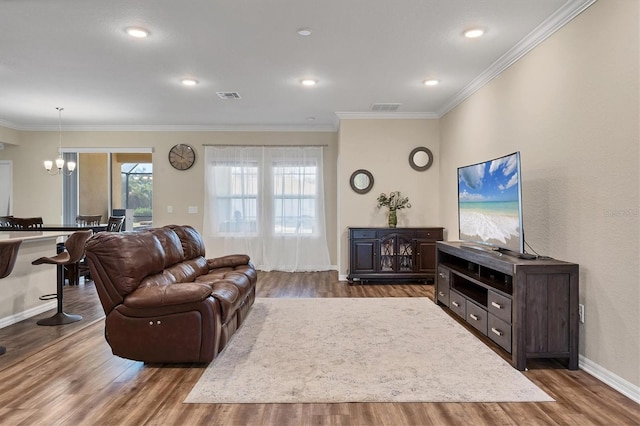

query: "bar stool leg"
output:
36 263 82 326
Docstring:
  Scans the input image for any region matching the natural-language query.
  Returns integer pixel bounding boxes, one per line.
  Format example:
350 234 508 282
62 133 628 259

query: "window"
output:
203 145 331 271
213 162 258 234
273 163 317 234
207 148 323 237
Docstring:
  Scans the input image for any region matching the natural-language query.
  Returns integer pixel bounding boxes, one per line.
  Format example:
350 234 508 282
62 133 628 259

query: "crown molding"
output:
437 0 598 117
335 112 439 120
0 119 20 130
0 122 337 133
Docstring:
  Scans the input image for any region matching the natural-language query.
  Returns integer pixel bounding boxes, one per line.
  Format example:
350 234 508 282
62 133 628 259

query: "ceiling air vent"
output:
216 92 241 100
370 103 401 112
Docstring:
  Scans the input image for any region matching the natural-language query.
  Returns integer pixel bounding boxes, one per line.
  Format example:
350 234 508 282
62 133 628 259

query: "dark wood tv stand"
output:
435 241 579 371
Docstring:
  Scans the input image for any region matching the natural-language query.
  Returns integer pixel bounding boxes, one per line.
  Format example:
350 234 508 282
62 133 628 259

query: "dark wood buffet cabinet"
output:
435 241 579 371
347 227 444 283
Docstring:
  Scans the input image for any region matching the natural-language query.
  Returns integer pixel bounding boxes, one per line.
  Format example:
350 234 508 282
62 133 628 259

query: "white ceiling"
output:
0 0 594 131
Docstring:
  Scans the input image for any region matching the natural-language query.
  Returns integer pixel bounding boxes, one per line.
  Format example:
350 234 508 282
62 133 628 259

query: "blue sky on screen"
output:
458 153 519 203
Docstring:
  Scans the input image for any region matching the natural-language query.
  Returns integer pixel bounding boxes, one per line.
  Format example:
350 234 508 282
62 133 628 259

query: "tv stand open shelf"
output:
435 241 579 371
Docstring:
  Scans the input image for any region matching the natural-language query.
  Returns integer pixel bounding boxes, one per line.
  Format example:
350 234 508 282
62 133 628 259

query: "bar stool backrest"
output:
0 240 22 279
64 230 93 263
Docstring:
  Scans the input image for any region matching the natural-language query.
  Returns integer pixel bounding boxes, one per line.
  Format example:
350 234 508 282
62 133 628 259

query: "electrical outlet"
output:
167 205 173 213
188 206 198 214
579 304 585 323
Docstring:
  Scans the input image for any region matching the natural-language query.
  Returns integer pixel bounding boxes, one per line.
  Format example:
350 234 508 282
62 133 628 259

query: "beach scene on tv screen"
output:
458 154 521 253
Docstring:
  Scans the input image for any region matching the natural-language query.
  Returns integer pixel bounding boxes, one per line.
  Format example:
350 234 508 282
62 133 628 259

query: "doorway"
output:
62 149 153 228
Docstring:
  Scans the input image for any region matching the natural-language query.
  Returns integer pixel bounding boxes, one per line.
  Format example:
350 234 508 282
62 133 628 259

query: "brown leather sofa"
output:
85 224 256 363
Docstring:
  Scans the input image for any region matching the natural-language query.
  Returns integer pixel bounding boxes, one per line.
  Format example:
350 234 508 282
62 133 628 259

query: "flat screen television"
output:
458 151 528 257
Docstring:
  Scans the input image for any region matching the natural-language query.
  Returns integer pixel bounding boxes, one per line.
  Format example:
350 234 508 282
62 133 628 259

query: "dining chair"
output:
0 239 22 354
0 216 13 227
31 230 92 325
8 217 43 229
106 216 125 232
76 215 102 226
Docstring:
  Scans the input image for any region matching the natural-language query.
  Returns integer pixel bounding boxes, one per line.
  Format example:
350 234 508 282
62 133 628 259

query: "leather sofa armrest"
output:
124 282 212 309
207 254 251 270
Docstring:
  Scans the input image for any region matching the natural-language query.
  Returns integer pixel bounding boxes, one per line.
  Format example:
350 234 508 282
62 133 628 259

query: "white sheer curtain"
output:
203 145 331 272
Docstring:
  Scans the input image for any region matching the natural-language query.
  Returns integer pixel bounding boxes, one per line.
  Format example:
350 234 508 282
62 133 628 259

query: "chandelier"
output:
43 107 76 176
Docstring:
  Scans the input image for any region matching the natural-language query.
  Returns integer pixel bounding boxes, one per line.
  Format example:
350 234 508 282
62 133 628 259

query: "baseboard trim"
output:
0 301 56 329
580 355 640 403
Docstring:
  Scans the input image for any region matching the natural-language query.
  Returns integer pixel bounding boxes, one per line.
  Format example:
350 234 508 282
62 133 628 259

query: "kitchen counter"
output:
0 232 70 326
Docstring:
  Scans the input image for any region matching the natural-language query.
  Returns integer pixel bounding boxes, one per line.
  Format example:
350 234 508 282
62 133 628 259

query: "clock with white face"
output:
168 144 196 170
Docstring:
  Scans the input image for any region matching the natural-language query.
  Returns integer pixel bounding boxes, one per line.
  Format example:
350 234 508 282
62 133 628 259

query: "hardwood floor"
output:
0 271 638 425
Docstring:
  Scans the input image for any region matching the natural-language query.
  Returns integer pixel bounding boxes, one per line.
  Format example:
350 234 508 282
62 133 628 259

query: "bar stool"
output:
0 239 22 355
31 230 92 326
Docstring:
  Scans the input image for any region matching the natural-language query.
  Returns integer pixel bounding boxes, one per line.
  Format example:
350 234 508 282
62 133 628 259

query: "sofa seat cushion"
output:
124 281 212 309
196 272 252 323
197 265 257 285
164 257 209 283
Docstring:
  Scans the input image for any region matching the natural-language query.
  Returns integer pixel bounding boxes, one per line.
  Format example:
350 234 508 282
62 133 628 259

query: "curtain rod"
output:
202 144 328 147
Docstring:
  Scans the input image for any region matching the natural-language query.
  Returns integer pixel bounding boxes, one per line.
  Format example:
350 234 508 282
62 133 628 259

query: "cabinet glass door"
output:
379 234 413 272
379 236 395 271
398 235 413 271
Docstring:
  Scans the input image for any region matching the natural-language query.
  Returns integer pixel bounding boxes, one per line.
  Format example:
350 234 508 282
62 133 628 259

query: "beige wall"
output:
337 119 440 277
0 130 339 264
78 153 109 220
0 126 20 146
440 0 639 388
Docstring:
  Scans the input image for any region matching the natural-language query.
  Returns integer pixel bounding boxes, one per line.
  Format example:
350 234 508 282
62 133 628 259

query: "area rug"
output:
184 297 553 404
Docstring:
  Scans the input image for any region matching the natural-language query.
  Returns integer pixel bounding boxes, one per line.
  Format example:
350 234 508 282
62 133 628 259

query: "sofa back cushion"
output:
86 231 167 298
165 225 206 259
148 227 184 268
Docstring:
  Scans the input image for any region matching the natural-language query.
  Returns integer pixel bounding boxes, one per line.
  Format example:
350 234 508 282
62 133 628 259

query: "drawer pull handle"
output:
491 302 503 309
438 291 445 297
439 273 446 278
491 327 503 336
452 301 459 307
469 313 479 321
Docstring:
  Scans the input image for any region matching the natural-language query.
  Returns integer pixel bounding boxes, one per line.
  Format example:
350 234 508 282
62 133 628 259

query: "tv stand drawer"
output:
465 300 487 335
488 290 511 323
488 314 512 352
449 290 466 318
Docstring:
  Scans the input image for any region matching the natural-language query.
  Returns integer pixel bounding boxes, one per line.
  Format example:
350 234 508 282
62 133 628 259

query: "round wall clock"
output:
168 144 196 170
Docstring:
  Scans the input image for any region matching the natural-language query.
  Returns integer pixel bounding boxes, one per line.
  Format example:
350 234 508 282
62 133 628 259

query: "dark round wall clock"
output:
168 144 196 170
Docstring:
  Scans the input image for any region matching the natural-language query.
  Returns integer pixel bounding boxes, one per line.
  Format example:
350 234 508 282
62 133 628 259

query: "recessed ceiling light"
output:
464 28 485 38
301 79 318 86
297 28 312 36
125 27 150 38
423 79 439 86
306 116 316 121
181 78 199 86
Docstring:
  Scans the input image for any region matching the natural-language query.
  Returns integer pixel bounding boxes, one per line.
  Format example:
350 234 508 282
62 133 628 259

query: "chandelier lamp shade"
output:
43 107 76 176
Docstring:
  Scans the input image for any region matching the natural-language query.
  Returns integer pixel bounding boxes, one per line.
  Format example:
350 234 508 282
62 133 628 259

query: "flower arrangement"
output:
377 191 411 228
